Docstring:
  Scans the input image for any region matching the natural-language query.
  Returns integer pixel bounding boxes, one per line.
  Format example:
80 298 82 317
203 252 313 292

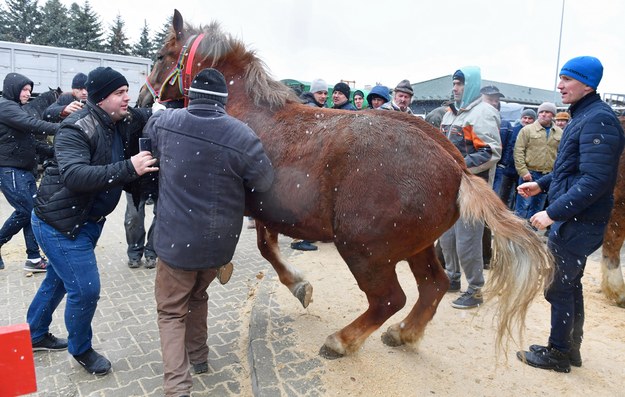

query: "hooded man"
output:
0 73 59 271
438 66 501 309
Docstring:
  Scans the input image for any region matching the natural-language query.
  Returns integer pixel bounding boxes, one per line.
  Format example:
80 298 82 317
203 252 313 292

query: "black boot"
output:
529 343 582 367
73 348 111 376
517 346 571 373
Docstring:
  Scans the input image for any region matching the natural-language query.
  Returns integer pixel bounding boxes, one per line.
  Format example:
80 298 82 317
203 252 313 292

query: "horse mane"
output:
176 22 299 111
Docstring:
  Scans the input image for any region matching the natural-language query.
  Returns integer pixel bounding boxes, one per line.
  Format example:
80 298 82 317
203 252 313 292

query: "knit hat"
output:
555 112 570 121
353 90 364 99
366 85 391 103
310 78 328 93
480 85 504 98
521 109 537 120
86 67 129 104
333 82 350 98
560 56 603 89
72 73 88 89
537 102 557 116
394 79 413 96
452 70 465 84
188 68 228 105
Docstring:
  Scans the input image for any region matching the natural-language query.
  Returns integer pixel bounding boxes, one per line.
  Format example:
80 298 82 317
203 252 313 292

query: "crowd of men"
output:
0 54 622 395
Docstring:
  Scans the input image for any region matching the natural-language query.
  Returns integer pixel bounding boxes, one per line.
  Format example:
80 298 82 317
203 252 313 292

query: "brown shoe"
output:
217 262 233 285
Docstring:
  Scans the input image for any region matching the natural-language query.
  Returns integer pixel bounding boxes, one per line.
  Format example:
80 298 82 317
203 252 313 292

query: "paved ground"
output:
0 197 325 397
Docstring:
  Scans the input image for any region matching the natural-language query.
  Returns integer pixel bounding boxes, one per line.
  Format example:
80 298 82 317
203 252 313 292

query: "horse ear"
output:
173 9 184 41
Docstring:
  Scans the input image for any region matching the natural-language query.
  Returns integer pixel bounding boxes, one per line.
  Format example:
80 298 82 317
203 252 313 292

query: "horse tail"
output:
458 172 554 351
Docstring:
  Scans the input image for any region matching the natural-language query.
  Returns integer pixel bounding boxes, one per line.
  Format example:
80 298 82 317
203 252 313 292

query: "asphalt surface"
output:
0 196 325 396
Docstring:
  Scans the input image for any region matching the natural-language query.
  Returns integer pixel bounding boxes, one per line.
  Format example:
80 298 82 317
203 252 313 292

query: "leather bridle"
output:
144 33 205 107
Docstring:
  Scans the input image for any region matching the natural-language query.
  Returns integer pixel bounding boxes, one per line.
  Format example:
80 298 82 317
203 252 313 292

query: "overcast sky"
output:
61 0 625 97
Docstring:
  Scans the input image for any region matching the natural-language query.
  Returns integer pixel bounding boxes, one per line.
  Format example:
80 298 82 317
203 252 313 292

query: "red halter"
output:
145 33 205 107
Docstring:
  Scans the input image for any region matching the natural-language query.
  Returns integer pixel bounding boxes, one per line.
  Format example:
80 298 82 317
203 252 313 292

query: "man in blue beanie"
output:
26 66 156 376
517 56 625 372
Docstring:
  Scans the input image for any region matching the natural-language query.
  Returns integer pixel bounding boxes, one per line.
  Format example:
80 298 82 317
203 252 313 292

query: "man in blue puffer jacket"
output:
517 56 625 373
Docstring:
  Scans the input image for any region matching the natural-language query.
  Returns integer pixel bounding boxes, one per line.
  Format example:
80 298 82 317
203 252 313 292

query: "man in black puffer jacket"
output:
517 56 625 373
26 67 156 377
0 73 59 271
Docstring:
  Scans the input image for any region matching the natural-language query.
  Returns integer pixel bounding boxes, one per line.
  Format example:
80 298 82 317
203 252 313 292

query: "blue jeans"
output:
27 213 104 355
124 193 156 260
545 220 605 353
0 167 41 258
514 170 548 219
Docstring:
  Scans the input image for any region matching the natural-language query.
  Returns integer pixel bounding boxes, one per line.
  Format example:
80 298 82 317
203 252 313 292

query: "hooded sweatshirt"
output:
0 73 59 170
440 66 501 182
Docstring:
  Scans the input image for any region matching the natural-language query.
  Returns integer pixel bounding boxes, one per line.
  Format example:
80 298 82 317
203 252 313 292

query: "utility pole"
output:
553 0 566 105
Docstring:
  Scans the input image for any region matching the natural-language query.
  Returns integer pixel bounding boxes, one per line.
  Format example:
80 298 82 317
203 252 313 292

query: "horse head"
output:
138 9 297 112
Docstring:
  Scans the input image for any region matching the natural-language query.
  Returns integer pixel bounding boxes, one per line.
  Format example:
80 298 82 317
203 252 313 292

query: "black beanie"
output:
333 82 350 99
452 70 465 84
72 72 88 89
86 67 129 104
188 68 228 105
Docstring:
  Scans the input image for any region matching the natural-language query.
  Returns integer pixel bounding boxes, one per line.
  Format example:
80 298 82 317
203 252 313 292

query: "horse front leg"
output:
601 219 625 307
320 250 406 359
254 221 313 308
381 245 448 348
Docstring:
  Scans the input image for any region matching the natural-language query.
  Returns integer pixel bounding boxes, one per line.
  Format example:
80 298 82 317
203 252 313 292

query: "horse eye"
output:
157 55 164 62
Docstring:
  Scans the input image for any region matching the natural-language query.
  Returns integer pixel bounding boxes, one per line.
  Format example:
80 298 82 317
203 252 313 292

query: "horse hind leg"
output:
601 221 625 307
320 252 406 359
381 245 449 348
255 221 312 308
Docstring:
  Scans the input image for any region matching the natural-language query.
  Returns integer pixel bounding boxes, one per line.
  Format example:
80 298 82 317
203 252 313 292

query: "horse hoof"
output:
294 282 313 308
380 330 403 347
319 345 344 360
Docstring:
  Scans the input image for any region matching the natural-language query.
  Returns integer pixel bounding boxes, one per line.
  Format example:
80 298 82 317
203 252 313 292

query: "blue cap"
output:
560 56 603 89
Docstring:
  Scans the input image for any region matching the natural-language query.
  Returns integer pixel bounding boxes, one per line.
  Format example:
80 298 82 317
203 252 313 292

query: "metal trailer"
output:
0 41 152 105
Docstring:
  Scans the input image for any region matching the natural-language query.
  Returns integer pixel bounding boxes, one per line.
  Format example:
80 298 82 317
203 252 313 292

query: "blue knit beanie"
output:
560 56 603 89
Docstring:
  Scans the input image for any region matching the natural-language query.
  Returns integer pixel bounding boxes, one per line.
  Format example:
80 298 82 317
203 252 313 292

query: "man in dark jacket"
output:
331 82 357 110
0 73 59 271
147 68 274 397
26 67 155 376
517 56 625 373
42 72 88 122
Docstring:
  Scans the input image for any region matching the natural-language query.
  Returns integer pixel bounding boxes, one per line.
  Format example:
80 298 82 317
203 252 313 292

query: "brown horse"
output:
138 9 553 358
600 116 625 307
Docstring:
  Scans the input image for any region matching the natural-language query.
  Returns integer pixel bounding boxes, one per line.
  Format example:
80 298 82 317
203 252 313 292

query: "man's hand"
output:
522 173 533 182
131 151 159 176
517 181 541 198
63 101 84 116
530 210 554 230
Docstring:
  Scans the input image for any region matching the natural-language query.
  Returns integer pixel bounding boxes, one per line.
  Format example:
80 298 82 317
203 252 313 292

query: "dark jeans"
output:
515 170 548 219
27 213 104 355
0 166 41 259
124 193 156 260
545 220 605 353
496 172 518 210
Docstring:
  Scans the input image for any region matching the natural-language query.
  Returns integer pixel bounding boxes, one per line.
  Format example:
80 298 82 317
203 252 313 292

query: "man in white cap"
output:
300 78 328 108
513 101 563 220
517 56 625 372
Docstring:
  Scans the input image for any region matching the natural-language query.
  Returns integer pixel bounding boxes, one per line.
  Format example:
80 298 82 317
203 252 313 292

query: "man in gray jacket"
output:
146 68 274 397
